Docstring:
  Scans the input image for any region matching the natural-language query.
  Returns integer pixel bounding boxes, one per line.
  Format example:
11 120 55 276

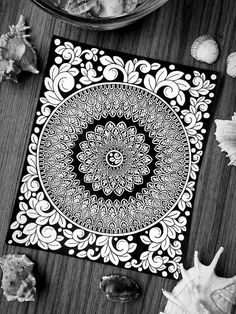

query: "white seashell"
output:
226 52 236 78
0 15 39 83
0 254 36 302
191 35 219 64
215 113 236 166
160 247 236 314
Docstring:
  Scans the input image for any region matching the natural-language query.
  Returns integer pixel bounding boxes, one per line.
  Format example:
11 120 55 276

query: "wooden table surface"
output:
0 0 236 313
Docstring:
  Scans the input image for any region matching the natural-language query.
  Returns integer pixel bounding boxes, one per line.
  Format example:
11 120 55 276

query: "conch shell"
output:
226 52 236 78
191 35 219 64
160 247 236 313
215 113 236 166
0 254 36 302
0 15 39 83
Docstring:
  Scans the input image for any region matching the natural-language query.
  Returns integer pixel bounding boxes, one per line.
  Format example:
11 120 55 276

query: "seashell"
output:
0 254 36 302
64 0 100 16
215 113 236 166
0 15 39 83
191 35 219 64
123 0 138 13
160 247 236 314
226 52 236 78
99 274 141 303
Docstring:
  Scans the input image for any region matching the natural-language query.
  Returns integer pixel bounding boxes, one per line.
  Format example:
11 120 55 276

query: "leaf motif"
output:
113 56 124 66
68 68 79 76
176 79 190 91
77 251 87 258
45 77 53 91
30 233 38 245
144 74 156 91
59 63 71 72
36 115 47 125
109 252 119 265
151 63 160 70
48 241 62 250
140 251 150 260
189 89 199 97
38 240 48 250
49 65 58 80
49 212 60 225
118 253 131 262
86 62 93 70
127 71 139 84
100 55 113 66
149 243 160 252
19 202 28 211
177 91 186 106
59 216 66 228
36 216 49 225
64 41 74 49
125 60 135 74
140 235 151 245
65 239 79 247
55 45 65 55
77 241 88 250
155 68 168 84
10 221 19 229
23 223 37 235
27 209 39 219
37 192 44 201
167 71 184 81
25 191 31 200
44 91 61 105
63 229 73 238
100 243 110 257
96 236 108 246
128 243 137 253
124 261 132 268
80 77 92 85
57 235 64 242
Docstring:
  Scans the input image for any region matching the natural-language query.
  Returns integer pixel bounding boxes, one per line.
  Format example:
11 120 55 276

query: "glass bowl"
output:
31 0 169 30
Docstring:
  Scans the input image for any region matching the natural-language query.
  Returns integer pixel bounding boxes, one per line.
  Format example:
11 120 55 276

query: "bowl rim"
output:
31 0 169 26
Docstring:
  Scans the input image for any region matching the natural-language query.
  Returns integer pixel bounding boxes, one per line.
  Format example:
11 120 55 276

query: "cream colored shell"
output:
191 35 219 64
160 247 236 313
226 52 236 78
215 113 236 166
0 254 36 302
0 15 39 83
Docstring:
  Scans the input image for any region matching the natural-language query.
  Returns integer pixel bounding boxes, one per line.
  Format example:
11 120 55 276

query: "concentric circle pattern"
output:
38 83 190 235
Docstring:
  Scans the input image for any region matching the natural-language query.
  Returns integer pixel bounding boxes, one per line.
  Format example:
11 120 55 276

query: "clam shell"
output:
226 52 236 78
0 254 36 302
191 35 219 64
100 274 140 303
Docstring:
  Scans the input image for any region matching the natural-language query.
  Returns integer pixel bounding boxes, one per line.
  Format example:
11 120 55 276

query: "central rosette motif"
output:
76 121 152 196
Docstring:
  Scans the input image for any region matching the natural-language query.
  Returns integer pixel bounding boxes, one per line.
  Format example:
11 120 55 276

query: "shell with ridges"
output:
0 15 39 83
160 247 236 313
215 113 236 166
191 35 219 64
226 52 236 78
0 254 36 302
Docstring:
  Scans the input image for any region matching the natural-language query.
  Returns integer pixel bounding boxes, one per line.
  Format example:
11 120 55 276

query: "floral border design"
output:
7 36 218 279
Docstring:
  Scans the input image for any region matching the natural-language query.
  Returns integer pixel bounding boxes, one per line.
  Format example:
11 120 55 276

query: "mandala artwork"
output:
7 36 218 279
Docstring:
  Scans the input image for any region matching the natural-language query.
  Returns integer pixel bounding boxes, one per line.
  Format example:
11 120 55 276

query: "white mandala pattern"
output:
7 37 218 279
37 84 190 235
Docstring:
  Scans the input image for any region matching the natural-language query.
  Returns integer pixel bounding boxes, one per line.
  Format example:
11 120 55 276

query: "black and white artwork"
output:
7 36 218 279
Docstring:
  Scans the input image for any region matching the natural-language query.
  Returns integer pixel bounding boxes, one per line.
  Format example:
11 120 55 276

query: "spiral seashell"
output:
0 15 39 83
0 254 36 302
191 35 219 64
160 247 236 313
226 52 236 78
215 113 236 166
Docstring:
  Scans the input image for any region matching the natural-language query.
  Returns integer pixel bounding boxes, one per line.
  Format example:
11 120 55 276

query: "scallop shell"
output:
226 52 236 78
0 15 39 83
100 274 140 303
215 113 236 166
160 247 236 314
0 254 36 302
191 35 219 64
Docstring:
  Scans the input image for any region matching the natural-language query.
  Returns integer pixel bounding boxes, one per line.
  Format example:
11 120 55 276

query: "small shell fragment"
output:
0 254 36 302
191 35 219 64
100 274 140 303
226 52 236 78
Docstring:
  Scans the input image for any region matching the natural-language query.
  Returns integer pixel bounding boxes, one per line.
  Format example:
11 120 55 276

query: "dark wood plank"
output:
0 0 236 313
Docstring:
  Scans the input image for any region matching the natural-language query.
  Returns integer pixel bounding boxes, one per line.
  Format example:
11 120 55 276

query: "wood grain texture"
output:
0 0 236 313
